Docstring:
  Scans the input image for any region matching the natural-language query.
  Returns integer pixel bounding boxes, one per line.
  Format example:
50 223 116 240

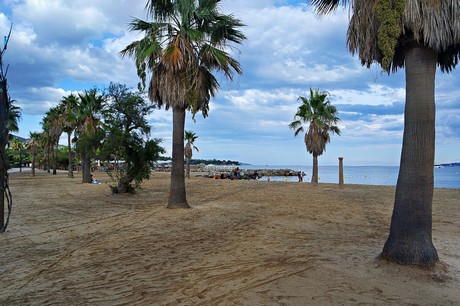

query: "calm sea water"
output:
239 165 460 189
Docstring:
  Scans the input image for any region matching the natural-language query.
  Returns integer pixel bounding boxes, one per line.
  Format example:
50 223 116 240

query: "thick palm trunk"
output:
82 151 92 183
167 107 190 208
381 46 438 265
19 150 22 172
52 145 57 175
186 158 190 179
46 145 50 173
31 155 36 177
67 132 74 178
311 153 319 184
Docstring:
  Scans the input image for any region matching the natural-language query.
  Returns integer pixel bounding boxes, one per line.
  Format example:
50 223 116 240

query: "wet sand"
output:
1 170 459 305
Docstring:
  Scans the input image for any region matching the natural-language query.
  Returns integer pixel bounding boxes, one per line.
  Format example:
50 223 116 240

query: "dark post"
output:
338 157 344 188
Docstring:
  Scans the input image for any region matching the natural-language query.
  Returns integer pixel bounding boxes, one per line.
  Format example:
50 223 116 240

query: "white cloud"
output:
331 84 406 106
1 0 459 166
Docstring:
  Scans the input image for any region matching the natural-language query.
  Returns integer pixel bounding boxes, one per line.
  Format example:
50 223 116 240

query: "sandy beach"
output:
1 170 459 305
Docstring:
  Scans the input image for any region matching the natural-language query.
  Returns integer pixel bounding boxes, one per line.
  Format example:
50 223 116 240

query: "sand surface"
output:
1 170 459 305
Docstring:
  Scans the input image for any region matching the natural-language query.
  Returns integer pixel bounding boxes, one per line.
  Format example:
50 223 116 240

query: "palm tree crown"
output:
289 88 341 157
120 0 246 116
184 130 199 159
311 0 460 72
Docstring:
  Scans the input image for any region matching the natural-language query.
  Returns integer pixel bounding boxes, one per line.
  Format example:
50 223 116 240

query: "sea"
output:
238 165 460 189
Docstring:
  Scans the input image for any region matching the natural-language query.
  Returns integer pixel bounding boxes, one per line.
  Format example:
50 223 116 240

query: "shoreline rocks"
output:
201 168 304 180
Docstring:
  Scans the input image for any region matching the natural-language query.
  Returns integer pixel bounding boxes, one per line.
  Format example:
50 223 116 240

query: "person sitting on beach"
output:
233 167 240 180
91 175 101 184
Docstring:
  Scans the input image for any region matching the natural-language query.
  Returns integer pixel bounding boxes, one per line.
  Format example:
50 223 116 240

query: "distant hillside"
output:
10 135 28 142
159 156 241 165
439 162 460 167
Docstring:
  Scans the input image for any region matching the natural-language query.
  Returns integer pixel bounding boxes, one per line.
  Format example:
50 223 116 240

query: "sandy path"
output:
1 171 459 305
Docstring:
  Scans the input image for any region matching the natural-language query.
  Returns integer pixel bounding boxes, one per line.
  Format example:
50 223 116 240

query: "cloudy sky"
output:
1 0 459 166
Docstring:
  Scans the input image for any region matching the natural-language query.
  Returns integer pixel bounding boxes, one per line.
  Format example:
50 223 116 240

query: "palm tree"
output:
27 132 41 177
40 120 53 173
75 89 105 183
310 0 460 265
121 0 245 208
43 106 64 175
60 93 79 178
289 88 341 184
7 99 21 141
184 130 199 179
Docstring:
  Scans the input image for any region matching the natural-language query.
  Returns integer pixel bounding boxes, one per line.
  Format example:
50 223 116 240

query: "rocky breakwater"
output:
204 168 301 180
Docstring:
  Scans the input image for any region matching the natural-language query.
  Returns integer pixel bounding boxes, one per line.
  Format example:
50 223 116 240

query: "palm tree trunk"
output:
52 145 57 175
46 145 51 173
82 151 92 183
32 154 36 177
67 132 74 178
19 150 23 172
381 46 438 265
167 107 190 208
186 158 190 179
311 153 319 184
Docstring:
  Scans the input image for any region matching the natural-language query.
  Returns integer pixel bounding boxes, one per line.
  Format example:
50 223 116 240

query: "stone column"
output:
338 157 344 188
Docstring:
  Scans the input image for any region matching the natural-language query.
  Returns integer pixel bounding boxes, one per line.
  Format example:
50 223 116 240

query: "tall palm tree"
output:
40 119 53 173
75 89 105 183
43 106 64 175
121 0 246 208
289 88 341 184
184 130 199 179
310 0 460 265
60 93 79 178
27 132 41 177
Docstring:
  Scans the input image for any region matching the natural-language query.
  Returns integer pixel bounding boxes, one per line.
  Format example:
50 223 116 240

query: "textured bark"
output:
46 145 51 173
67 132 74 178
311 153 319 184
167 107 190 208
82 152 92 183
381 46 438 265
185 158 191 179
52 145 57 175
31 155 36 177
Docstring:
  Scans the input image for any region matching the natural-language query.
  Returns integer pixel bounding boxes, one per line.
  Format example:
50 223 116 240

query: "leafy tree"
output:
75 89 105 183
289 88 341 184
102 83 165 193
9 137 25 172
121 0 245 208
310 0 460 265
184 130 199 179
